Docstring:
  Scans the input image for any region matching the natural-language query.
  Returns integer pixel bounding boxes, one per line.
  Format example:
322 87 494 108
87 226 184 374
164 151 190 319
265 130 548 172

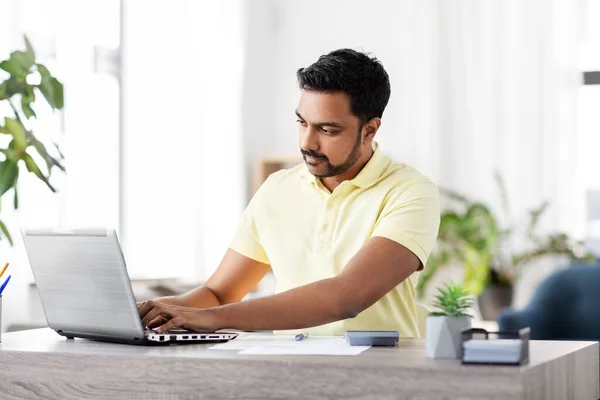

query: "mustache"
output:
301 149 328 161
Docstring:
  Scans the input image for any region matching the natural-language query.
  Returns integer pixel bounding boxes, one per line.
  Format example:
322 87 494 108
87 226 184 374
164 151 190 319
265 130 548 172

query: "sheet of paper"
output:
210 335 370 356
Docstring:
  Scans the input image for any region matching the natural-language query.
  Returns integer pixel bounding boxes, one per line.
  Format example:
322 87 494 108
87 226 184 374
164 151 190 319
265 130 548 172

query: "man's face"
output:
296 90 364 178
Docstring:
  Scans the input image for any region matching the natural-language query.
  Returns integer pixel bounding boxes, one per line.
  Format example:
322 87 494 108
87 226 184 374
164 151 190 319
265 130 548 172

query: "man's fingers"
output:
141 303 171 328
147 315 168 329
156 316 185 334
138 300 159 319
141 310 161 329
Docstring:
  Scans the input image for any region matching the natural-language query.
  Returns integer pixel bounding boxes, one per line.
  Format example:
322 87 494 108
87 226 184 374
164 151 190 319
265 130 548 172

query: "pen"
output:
0 275 11 295
295 332 309 341
0 262 8 278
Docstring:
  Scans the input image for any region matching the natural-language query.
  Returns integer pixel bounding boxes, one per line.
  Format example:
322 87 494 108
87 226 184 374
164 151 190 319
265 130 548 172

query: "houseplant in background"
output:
0 36 64 245
417 173 596 321
426 281 473 359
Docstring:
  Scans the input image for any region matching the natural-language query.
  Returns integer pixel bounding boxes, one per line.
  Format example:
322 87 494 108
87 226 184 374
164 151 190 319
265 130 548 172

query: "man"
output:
138 49 441 337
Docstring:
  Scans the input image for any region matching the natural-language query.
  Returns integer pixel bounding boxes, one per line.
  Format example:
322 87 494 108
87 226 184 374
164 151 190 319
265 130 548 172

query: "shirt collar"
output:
299 141 387 189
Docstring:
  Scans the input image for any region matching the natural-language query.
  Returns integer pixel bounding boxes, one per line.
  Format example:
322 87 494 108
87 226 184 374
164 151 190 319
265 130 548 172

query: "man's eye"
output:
321 128 336 134
296 119 306 125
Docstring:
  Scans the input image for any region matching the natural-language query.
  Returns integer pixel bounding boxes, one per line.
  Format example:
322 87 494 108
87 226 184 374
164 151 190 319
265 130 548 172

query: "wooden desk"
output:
0 329 597 400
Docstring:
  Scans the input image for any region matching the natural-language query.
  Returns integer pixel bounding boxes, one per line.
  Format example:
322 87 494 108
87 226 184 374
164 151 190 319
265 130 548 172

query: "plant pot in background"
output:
426 316 471 359
477 283 513 321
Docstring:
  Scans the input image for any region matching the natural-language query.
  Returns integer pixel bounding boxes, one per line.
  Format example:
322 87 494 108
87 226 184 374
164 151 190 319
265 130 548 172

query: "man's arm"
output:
139 236 420 333
141 249 271 309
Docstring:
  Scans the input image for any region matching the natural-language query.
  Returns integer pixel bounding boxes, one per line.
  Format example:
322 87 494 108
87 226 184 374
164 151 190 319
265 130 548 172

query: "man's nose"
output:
300 126 320 151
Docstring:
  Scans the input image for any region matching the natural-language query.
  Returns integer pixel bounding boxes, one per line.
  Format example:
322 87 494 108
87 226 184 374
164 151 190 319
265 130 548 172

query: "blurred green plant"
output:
417 172 596 298
0 36 64 245
428 281 473 318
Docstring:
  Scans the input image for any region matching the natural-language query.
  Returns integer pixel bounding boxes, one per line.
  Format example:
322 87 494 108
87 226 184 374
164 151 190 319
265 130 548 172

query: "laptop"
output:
21 227 238 345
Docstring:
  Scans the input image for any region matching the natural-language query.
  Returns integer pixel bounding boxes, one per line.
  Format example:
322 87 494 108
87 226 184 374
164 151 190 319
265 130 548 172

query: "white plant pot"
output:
425 316 471 359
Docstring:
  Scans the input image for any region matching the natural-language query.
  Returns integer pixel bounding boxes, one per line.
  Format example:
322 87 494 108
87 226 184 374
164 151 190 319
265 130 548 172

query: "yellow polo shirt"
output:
230 142 440 337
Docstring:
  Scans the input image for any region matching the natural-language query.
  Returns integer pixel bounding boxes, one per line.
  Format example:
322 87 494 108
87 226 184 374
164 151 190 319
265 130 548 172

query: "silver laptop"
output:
21 227 238 345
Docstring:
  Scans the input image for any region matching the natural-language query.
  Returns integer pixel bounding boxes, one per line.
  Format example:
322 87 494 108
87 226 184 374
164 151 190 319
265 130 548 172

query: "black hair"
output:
296 48 391 124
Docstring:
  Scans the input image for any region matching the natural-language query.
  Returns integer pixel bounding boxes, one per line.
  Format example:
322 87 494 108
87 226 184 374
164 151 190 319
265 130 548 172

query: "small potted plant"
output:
426 282 473 359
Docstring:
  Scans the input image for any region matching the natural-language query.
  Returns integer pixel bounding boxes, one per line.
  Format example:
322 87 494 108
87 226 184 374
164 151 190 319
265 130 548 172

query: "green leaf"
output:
0 220 14 246
0 60 22 75
21 86 36 120
13 184 18 210
5 77 25 97
438 212 461 239
51 77 64 109
11 50 34 71
22 153 55 192
429 281 473 316
0 160 19 197
0 81 7 100
4 117 28 150
462 244 490 296
36 63 57 109
24 35 36 64
21 98 36 119
428 312 448 317
0 50 34 77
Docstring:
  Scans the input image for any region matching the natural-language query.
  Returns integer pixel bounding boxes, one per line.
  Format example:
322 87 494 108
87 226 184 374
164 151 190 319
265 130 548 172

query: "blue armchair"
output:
498 264 600 340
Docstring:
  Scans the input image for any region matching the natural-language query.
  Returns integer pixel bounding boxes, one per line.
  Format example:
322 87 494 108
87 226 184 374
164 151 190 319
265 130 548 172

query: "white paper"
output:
239 337 370 356
210 335 370 356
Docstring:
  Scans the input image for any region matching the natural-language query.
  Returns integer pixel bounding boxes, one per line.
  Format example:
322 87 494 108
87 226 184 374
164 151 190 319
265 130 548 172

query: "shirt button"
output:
322 223 329 231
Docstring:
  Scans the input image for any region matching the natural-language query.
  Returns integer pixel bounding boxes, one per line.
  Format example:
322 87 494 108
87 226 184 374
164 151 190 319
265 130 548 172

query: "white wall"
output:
122 0 246 280
241 0 279 198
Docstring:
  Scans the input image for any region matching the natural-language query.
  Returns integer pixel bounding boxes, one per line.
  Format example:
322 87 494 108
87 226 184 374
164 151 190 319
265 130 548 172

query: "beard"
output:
301 129 363 178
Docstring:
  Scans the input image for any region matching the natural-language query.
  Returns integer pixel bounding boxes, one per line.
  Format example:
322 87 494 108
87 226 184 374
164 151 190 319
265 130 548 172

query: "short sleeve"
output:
229 178 271 265
370 181 441 268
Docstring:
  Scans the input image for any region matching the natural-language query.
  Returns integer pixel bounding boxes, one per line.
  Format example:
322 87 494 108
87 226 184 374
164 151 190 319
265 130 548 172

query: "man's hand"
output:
136 295 182 310
138 300 216 333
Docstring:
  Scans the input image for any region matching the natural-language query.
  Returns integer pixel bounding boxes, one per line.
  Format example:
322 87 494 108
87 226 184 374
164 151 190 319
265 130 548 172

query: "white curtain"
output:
427 0 583 305
434 0 582 238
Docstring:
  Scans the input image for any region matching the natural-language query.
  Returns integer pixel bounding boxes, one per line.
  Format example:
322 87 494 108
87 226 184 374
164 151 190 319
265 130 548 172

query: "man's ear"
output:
363 118 381 142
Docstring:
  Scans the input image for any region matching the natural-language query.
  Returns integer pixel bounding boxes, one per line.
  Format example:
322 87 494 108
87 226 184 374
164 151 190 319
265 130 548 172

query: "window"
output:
577 0 600 255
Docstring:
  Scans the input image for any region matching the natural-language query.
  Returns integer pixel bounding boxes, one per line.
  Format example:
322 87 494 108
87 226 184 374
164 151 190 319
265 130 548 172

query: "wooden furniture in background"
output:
0 328 597 399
